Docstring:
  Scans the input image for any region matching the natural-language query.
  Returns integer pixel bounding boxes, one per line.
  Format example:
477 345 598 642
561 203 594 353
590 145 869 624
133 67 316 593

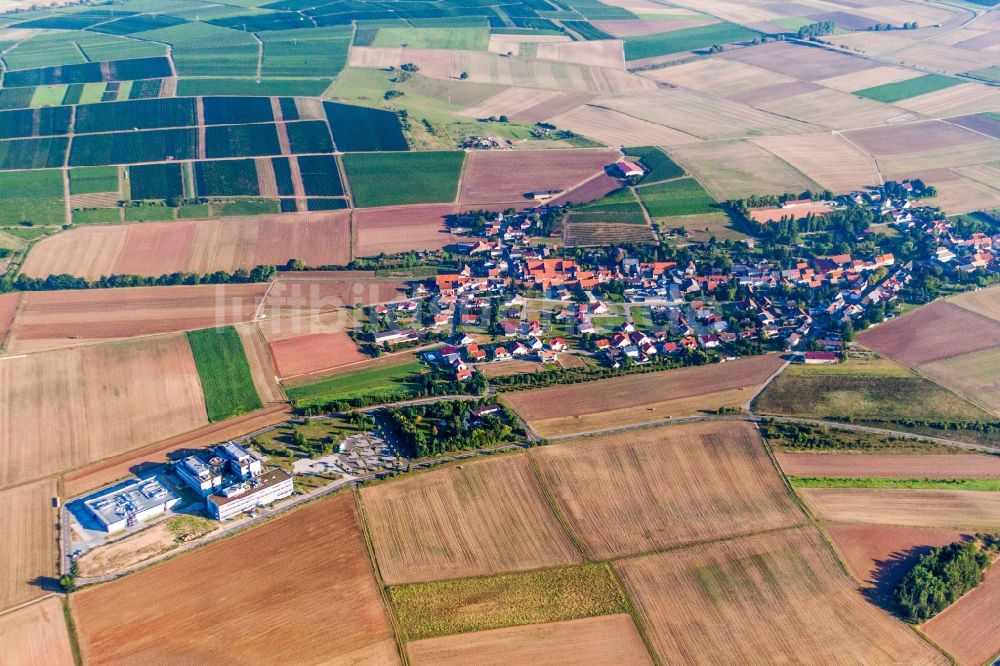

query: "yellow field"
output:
0 335 207 487
644 57 794 96
753 88 910 132
360 454 581 584
531 422 803 558
547 103 697 147
919 346 1000 415
0 479 57 611
752 133 881 192
949 285 1000 322
670 139 820 200
616 528 946 664
407 615 652 666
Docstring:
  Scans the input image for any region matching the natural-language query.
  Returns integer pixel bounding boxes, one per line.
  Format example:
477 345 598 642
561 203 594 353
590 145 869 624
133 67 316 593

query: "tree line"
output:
894 536 997 622
2 264 278 292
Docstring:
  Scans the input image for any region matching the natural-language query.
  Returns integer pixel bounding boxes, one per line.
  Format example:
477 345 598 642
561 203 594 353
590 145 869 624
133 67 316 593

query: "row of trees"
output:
2 264 277 293
384 399 524 457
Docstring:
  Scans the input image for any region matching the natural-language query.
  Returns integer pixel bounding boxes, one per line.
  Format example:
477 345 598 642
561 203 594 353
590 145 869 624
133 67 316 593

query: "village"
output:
353 172 1000 382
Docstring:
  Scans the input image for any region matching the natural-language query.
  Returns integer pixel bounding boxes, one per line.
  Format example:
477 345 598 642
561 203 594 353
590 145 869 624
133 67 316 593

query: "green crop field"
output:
129 163 183 200
297 154 344 197
637 177 717 217
324 101 408 152
0 136 67 169
343 151 464 207
69 128 198 166
29 85 67 108
202 96 274 126
205 124 281 158
623 23 760 60
70 166 119 194
214 198 281 216
286 120 334 155
195 159 260 197
176 78 332 98
371 26 489 50
187 326 263 422
0 169 65 226
0 106 71 139
390 564 629 640
789 477 1000 491
753 360 993 423
259 26 352 78
75 98 197 133
72 208 122 224
625 146 684 183
284 359 427 407
570 188 647 224
856 74 961 103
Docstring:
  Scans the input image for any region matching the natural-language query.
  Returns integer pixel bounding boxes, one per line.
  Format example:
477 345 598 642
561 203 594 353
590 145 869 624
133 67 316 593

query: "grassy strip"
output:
789 476 1000 491
390 563 629 640
187 326 263 422
856 74 960 103
284 359 427 407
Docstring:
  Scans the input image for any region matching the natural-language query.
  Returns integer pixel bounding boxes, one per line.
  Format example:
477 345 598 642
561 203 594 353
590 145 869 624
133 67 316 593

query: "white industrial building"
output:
84 478 180 533
206 468 293 520
176 455 224 496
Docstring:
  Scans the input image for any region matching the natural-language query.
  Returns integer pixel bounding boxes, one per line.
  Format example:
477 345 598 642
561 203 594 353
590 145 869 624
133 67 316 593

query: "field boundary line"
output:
61 596 83 666
608 522 810 565
352 487 410 666
605 563 663 666
0 592 59 619
0 291 24 355
753 420 813 522
525 453 592 561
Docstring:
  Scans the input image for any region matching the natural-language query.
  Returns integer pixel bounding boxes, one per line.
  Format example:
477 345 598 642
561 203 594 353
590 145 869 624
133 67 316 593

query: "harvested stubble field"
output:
407 614 652 666
922 562 1000 666
5 284 268 353
669 139 819 200
72 493 398 664
268 331 366 379
948 284 1000 322
751 133 881 193
546 104 698 148
531 422 802 559
721 41 876 82
775 453 1000 479
457 149 618 205
503 354 784 437
459 87 591 125
353 204 461 256
858 301 1000 366
263 272 406 317
0 479 57 611
1 335 207 487
0 292 19 347
360 454 580 585
21 212 351 279
233 323 284 405
823 524 966 603
844 121 990 157
799 488 1000 530
0 597 74 666
616 528 946 665
912 347 1000 416
390 563 628 640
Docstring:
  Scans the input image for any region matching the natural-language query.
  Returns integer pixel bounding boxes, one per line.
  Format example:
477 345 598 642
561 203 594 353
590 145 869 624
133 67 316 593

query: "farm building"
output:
799 351 840 364
614 161 644 178
83 478 180 533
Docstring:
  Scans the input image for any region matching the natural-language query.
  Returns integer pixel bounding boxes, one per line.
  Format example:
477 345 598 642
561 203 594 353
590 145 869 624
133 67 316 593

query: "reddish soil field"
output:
252 213 351 266
263 271 406 317
547 172 623 208
0 292 19 347
72 493 399 664
776 453 1000 479
268 331 367 378
0 597 74 666
63 404 291 497
844 121 988 156
823 524 967 604
949 113 1000 140
353 204 461 256
922 561 1000 666
458 149 619 205
858 301 1000 365
6 284 267 353
113 222 197 276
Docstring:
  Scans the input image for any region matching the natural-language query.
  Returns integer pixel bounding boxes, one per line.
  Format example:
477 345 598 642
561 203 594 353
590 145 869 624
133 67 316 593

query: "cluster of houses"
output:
931 229 1000 273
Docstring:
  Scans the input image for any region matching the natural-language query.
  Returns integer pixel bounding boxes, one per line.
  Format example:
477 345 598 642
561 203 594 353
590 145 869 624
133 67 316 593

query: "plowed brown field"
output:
458 149 618 204
823 524 966 602
800 488 1000 530
776 453 1000 479
21 212 351 279
269 331 367 379
0 335 207 488
0 597 74 665
502 354 784 437
0 479 57 611
616 528 947 664
361 454 580 584
5 284 267 353
531 421 803 558
922 562 1000 666
263 271 406 317
407 614 652 666
72 492 399 664
858 301 1000 366
353 204 460 256
0 292 19 347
